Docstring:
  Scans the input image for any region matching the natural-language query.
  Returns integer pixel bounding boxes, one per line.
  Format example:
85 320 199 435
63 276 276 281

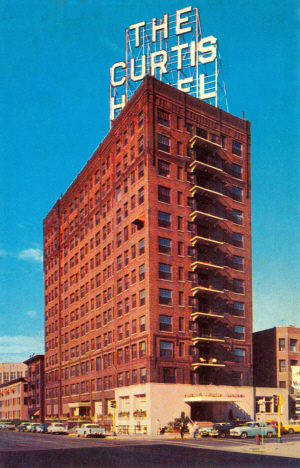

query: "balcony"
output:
190 158 223 176
191 282 224 296
191 259 224 272
191 311 224 321
192 335 225 345
191 209 226 224
191 235 224 248
190 134 222 150
191 357 225 370
190 184 225 199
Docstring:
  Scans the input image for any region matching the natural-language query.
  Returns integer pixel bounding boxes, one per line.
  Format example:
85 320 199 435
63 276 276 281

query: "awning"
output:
68 402 91 408
184 393 246 403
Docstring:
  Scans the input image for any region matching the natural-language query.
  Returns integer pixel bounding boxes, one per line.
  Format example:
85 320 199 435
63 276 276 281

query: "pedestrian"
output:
180 423 184 439
156 419 161 435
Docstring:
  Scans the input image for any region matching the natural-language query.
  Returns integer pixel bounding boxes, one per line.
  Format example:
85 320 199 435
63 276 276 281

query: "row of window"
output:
46 368 147 400
278 338 298 352
157 159 243 200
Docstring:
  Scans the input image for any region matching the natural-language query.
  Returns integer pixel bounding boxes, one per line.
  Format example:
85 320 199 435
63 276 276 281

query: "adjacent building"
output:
253 326 300 418
23 355 45 422
43 76 253 431
0 362 27 385
0 378 29 421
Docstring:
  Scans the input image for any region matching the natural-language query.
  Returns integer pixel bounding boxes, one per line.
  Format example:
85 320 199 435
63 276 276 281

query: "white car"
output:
230 421 276 438
75 424 105 438
47 423 68 435
0 422 16 430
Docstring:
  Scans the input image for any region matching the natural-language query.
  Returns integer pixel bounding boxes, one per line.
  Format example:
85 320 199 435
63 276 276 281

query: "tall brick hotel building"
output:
44 76 253 432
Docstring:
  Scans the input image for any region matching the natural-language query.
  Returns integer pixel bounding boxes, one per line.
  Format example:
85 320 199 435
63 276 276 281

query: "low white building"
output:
112 383 289 434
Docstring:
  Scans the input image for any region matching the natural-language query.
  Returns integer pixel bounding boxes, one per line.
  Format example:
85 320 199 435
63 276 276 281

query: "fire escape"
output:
188 126 235 385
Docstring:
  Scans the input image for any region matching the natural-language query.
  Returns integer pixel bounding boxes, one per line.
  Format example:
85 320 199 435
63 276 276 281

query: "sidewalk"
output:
110 432 300 459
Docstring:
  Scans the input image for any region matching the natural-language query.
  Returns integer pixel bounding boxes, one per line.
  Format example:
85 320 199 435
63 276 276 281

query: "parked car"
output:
209 422 240 438
27 423 40 433
0 422 16 430
230 421 276 438
18 422 31 432
35 423 51 433
266 421 287 435
47 423 68 435
284 421 300 434
75 424 105 438
196 424 220 437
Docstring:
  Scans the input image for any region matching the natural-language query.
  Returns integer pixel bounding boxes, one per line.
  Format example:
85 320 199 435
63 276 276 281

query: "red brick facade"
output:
44 76 253 420
23 355 45 422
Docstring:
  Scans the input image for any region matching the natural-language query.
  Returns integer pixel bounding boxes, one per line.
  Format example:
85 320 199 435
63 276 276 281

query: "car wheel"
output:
76 433 80 437
241 432 248 439
220 432 226 438
266 432 273 438
289 428 294 434
84 432 89 438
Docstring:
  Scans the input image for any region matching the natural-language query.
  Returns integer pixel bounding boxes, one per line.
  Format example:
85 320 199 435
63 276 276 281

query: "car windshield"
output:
246 423 254 427
88 425 99 428
54 424 64 427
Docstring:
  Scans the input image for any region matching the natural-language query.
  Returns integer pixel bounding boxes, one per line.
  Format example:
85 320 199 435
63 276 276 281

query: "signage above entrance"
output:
110 6 228 122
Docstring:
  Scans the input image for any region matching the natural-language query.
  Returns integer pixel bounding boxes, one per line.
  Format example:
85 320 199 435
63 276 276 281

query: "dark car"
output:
35 423 51 433
18 422 31 432
209 422 241 438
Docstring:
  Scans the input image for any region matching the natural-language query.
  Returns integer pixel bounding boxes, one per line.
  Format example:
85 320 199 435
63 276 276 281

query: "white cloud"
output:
17 248 43 263
0 249 8 257
0 334 44 362
25 310 37 318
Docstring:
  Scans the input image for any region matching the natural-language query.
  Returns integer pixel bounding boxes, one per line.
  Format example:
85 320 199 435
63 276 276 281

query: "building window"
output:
160 341 173 357
159 263 171 280
158 134 170 153
158 211 171 229
159 315 172 332
279 338 285 351
177 216 183 231
139 341 146 358
234 279 244 294
138 187 144 205
157 109 170 127
159 288 172 306
235 325 245 340
139 238 145 255
138 161 144 179
177 191 183 206
158 160 171 178
235 348 245 363
290 339 297 352
179 291 184 306
233 186 243 202
232 372 242 386
158 185 170 203
178 241 184 256
279 381 286 388
233 302 245 317
233 256 244 271
159 237 171 255
163 368 176 384
279 360 286 372
116 209 121 225
233 209 243 225
232 163 242 179
140 315 146 332
232 140 242 157
233 232 244 248
139 289 146 306
138 136 144 154
291 359 298 366
139 264 145 281
140 368 147 383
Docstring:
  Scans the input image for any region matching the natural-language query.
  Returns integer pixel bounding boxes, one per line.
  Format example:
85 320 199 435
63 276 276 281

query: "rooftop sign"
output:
110 6 227 122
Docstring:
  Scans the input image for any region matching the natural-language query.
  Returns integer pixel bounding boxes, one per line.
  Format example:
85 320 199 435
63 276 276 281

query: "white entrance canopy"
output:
68 402 91 408
184 393 246 403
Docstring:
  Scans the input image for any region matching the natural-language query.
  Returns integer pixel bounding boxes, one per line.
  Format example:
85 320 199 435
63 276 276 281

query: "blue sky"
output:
0 0 299 361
